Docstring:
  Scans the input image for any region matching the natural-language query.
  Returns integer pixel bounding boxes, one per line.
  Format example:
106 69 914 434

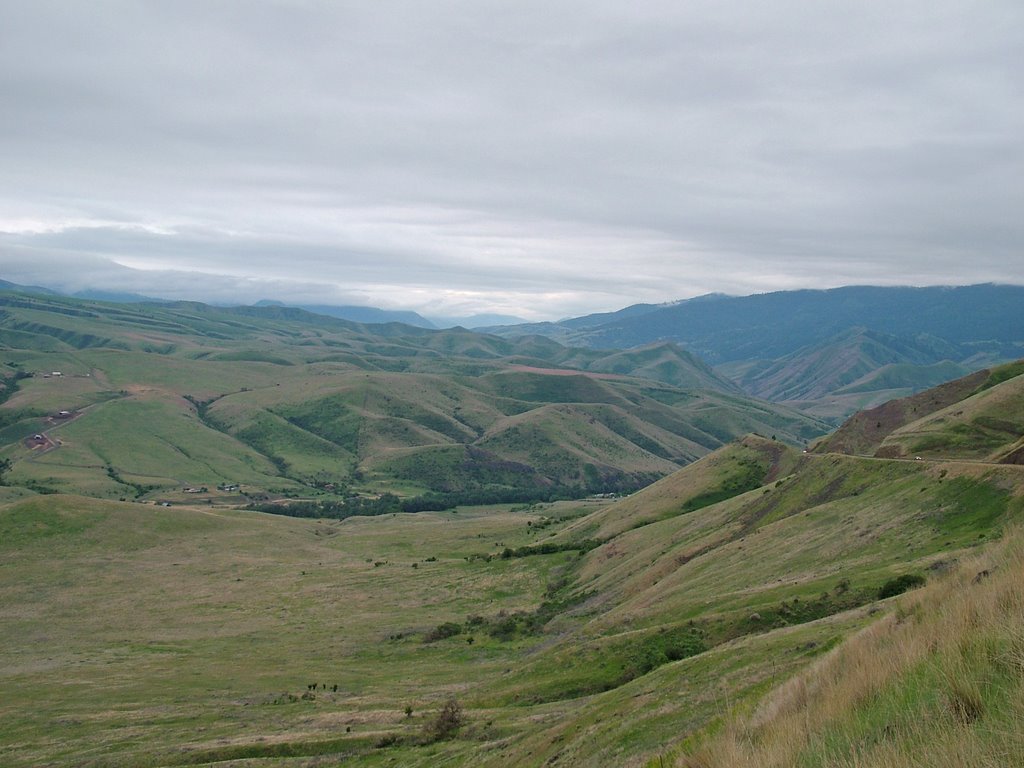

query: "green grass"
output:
2 439 1023 767
678 455 767 514
0 495 102 545
0 496 564 768
929 477 1014 537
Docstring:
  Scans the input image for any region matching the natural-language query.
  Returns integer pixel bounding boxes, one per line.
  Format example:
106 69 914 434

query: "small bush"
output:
488 615 519 641
423 698 464 742
878 573 926 599
424 622 463 642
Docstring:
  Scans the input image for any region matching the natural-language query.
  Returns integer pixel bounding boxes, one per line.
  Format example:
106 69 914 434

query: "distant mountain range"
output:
0 278 58 296
484 284 1024 420
0 279 525 329
485 284 1024 360
252 299 436 328
4 277 1021 421
246 304 528 331
427 312 529 329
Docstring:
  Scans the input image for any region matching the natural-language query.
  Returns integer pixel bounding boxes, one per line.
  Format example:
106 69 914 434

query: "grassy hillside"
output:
678 526 1024 768
816 361 1024 458
564 434 798 540
876 365 1024 462
581 342 740 392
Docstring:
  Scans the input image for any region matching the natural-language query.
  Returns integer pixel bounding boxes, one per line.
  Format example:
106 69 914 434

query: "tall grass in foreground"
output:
678 528 1024 767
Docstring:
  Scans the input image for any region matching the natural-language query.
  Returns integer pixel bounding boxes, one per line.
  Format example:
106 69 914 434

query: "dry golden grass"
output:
678 528 1024 768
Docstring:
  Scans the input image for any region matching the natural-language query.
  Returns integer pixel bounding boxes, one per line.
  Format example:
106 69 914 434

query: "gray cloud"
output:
1 0 1021 319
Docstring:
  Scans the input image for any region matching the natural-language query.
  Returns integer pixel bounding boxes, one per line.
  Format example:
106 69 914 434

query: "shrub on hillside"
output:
424 622 462 642
423 698 464 742
878 573 926 599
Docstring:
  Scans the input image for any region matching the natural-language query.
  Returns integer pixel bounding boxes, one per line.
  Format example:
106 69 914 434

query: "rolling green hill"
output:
0 292 825 501
2 364 1023 766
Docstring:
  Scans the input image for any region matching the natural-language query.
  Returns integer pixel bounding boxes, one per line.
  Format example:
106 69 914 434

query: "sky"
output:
1 1 1022 321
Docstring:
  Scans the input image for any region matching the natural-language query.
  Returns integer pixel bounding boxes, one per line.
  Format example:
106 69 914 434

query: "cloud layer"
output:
2 1 1021 318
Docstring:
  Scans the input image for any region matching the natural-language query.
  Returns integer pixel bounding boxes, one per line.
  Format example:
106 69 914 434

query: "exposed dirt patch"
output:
756 440 794 484
123 384 195 410
505 365 628 381
24 433 53 450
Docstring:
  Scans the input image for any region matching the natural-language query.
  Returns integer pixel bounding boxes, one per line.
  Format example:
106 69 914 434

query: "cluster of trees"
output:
0 369 30 405
498 538 603 559
422 611 551 644
422 586 587 646
399 486 580 512
250 485 599 520
0 371 35 445
250 493 404 520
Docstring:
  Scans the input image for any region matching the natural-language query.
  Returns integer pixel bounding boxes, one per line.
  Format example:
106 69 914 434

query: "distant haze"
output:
1 1 1022 320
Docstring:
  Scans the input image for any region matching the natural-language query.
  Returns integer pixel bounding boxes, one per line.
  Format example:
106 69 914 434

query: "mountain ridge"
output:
486 283 1024 359
482 284 1024 420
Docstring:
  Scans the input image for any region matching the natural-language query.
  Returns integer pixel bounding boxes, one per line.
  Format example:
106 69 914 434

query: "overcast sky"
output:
1 1 1021 320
